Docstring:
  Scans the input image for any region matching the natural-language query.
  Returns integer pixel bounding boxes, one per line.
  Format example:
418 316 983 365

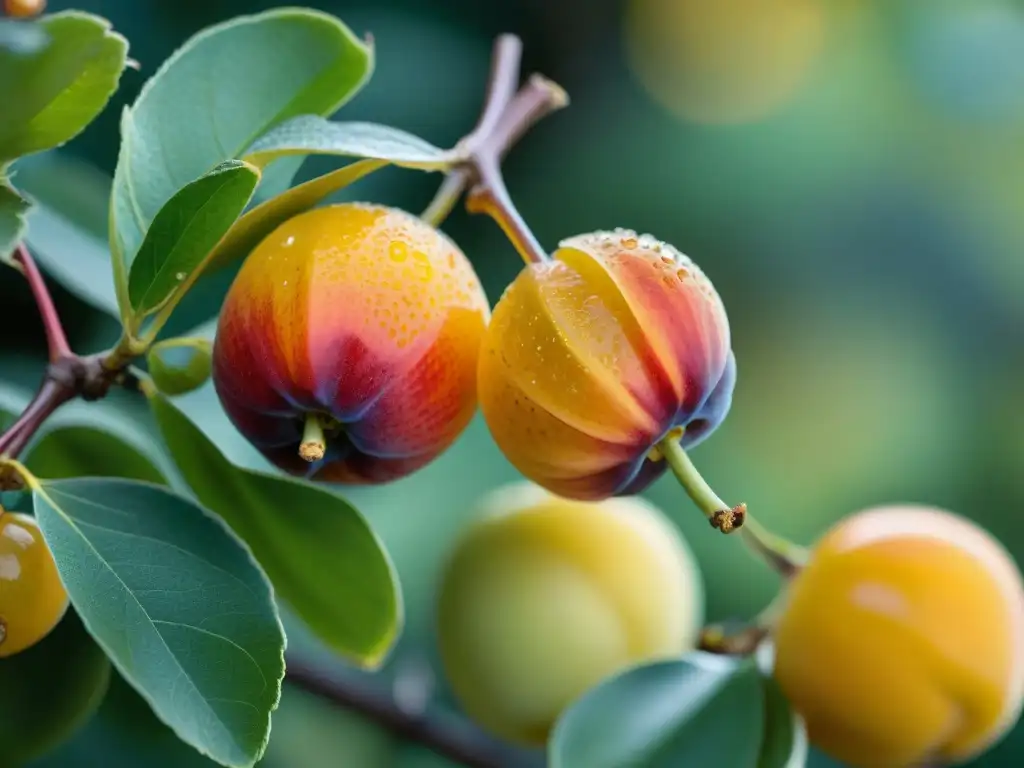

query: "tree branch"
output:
285 658 535 768
12 244 71 361
421 38 568 262
0 377 71 459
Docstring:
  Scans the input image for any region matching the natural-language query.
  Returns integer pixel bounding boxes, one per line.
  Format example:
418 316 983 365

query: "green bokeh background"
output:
2 0 1023 765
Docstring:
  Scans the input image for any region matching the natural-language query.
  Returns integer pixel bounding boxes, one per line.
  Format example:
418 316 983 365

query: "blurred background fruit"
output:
3 0 1024 765
436 484 703 746
773 505 1024 767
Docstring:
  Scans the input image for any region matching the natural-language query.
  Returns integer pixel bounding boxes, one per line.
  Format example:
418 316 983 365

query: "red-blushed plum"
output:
213 203 490 484
478 229 735 500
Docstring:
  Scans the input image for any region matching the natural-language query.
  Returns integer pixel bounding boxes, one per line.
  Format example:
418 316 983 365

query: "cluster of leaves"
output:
0 8 454 767
0 7 810 768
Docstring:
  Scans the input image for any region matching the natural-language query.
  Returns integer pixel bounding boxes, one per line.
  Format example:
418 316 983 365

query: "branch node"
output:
0 464 25 492
698 622 770 656
710 504 747 534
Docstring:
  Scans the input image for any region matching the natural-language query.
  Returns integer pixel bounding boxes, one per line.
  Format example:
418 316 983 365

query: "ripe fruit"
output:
0 509 68 658
436 482 704 746
478 229 734 501
773 505 1024 767
213 203 490 483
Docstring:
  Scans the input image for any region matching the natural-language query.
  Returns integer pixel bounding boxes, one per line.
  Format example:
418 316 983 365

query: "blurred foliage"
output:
3 0 1023 766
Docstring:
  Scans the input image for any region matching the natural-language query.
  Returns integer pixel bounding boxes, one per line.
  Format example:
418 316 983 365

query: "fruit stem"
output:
657 437 807 577
698 591 789 656
421 172 469 228
420 33 567 270
299 413 327 463
420 34 522 228
466 155 548 265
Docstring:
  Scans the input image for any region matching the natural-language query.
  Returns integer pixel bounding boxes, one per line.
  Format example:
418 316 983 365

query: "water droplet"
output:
284 236 295 247
389 241 409 262
621 236 638 249
175 272 186 281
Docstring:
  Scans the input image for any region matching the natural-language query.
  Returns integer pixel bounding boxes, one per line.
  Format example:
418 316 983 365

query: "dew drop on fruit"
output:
390 241 409 262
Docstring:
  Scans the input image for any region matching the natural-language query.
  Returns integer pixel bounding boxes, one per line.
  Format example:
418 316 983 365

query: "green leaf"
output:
29 670 222 768
0 178 30 261
759 676 807 768
147 337 214 397
244 117 454 170
127 160 259 316
0 609 112 766
111 8 373 280
21 201 120 318
0 12 127 164
150 392 402 669
550 653 766 768
10 151 121 317
205 158 385 274
0 379 176 485
251 156 306 204
13 151 111 238
25 425 167 484
32 477 285 768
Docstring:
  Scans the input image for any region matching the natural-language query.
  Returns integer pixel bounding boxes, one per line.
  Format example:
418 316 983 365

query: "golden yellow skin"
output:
773 505 1024 768
436 483 704 746
0 510 68 658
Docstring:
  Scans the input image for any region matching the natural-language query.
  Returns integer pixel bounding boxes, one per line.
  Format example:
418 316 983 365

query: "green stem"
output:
658 437 807 577
698 591 789 656
299 413 327 463
421 170 469 227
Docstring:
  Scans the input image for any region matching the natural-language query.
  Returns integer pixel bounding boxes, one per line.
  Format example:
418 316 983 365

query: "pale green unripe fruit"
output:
436 483 704 746
147 336 213 397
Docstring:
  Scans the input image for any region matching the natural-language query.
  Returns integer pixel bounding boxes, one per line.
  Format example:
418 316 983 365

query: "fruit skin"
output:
213 203 490 484
0 510 69 658
436 482 704 746
478 229 734 501
773 505 1024 768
